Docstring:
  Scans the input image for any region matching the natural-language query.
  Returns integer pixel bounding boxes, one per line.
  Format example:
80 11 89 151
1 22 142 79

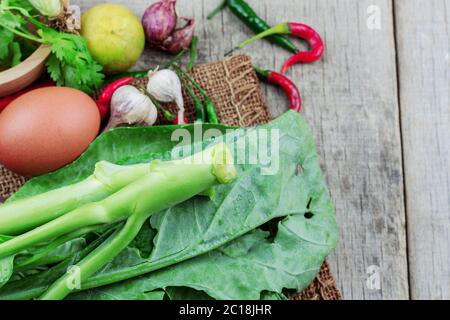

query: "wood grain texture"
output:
395 0 450 300
75 0 410 299
284 0 408 300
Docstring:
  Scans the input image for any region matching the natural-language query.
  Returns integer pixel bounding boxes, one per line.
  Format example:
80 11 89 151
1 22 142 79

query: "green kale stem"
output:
38 143 236 300
0 201 112 258
0 162 152 235
14 224 109 271
0 144 237 299
40 214 147 300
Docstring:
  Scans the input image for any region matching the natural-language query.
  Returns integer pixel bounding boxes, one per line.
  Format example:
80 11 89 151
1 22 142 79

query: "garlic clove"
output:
147 69 185 125
104 85 158 131
147 69 184 108
143 102 158 126
147 69 185 123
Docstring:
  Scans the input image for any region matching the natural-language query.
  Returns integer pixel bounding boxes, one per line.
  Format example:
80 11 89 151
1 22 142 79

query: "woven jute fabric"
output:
0 54 340 300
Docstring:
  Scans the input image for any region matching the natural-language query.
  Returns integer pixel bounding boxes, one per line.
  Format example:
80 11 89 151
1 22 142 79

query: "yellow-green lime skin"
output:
81 4 145 74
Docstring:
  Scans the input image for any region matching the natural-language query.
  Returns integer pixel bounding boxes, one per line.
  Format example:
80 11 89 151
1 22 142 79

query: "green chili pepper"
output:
208 0 299 54
203 98 220 125
177 70 205 123
174 64 220 124
187 36 199 71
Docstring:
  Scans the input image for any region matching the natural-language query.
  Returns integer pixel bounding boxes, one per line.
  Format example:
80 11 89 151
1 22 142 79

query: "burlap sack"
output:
0 54 341 300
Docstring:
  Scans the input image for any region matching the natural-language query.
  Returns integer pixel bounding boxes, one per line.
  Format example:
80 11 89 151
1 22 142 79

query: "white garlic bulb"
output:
147 69 185 119
104 85 158 132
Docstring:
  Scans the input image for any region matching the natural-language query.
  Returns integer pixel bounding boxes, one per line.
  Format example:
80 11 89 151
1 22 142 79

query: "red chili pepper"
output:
281 23 324 73
174 113 189 125
96 77 134 120
254 66 302 112
231 22 324 74
0 79 54 113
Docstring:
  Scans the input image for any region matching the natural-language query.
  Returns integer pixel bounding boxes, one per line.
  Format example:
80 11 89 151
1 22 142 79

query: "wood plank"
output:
285 0 408 300
394 0 450 300
75 0 409 299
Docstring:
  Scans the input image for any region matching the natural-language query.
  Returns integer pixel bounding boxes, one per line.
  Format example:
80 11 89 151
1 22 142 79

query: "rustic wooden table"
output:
78 0 450 300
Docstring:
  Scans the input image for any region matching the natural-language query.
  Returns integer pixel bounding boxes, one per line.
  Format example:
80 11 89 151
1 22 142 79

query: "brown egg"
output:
0 87 100 177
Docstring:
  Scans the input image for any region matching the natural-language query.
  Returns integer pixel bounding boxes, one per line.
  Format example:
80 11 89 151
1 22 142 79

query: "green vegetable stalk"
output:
13 224 107 270
0 162 152 235
40 214 147 300
0 143 237 300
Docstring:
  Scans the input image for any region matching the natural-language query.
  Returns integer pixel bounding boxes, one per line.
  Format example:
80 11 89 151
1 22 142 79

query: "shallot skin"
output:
141 0 196 53
142 0 177 45
162 17 196 53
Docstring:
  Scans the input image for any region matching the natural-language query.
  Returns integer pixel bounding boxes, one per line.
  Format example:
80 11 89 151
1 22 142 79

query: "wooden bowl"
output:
0 45 52 98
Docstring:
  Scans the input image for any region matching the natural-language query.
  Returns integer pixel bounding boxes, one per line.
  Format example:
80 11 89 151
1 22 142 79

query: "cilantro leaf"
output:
0 27 14 60
8 0 36 14
46 54 63 85
10 41 22 66
0 28 24 69
0 10 26 29
1 4 104 94
40 28 105 94
0 1 33 69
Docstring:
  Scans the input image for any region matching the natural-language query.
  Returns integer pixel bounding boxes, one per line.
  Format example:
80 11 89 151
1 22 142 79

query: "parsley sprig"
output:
0 0 104 94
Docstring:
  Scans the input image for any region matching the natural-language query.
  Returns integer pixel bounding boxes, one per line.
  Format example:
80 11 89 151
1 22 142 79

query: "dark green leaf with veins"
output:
0 112 338 300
